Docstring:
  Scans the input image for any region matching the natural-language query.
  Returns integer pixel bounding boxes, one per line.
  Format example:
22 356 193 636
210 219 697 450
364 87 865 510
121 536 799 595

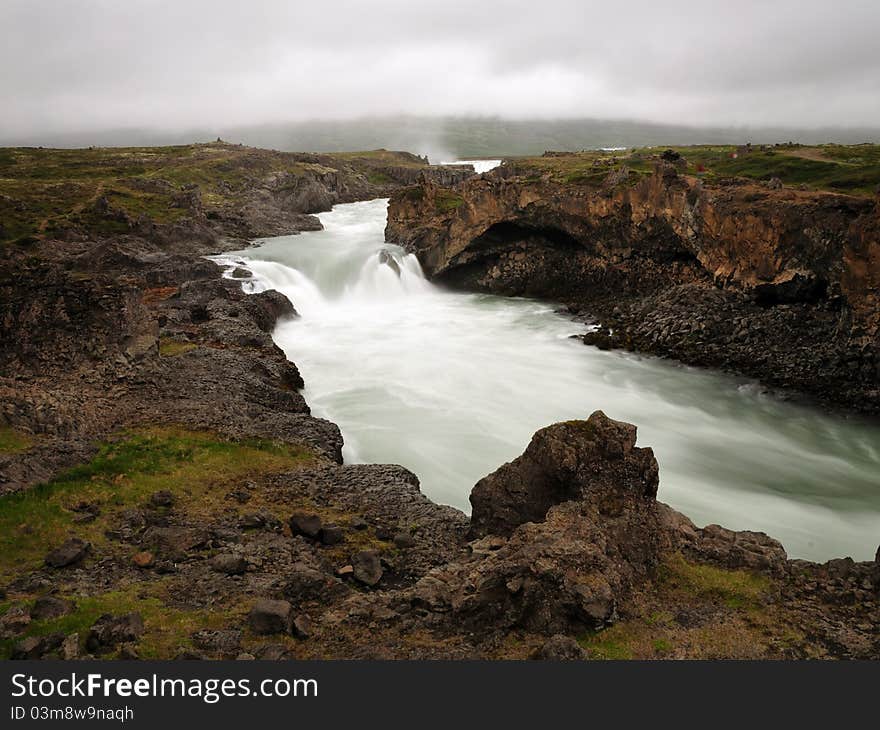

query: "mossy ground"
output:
0 426 319 658
507 143 880 196
574 554 800 660
0 143 425 244
0 426 32 454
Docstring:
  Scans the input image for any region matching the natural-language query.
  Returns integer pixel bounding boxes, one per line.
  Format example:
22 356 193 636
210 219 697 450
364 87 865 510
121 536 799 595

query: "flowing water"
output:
214 191 880 562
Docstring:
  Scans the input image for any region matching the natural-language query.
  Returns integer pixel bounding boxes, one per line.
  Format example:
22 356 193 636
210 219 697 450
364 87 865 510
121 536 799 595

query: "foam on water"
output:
214 197 880 561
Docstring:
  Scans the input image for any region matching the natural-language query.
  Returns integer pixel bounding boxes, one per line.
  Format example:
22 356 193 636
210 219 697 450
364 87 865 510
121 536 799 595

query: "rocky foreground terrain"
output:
0 143 877 660
386 144 880 413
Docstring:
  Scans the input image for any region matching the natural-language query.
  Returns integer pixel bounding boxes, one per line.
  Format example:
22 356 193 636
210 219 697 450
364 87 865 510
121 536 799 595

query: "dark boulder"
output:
30 596 75 621
351 551 383 587
289 514 322 540
319 525 345 545
210 554 248 576
469 410 659 538
86 613 145 654
45 538 91 568
248 599 293 635
531 635 588 660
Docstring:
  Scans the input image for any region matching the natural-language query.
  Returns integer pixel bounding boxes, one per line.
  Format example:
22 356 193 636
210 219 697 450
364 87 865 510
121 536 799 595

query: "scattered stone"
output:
292 614 312 639
0 603 31 637
284 563 332 601
11 636 45 660
255 644 290 660
142 526 208 559
351 551 383 587
119 643 141 660
531 635 588 660
149 490 175 508
45 538 91 568
289 514 322 540
236 652 256 660
337 565 354 577
319 525 344 545
86 613 145 654
191 629 243 654
61 633 79 660
30 596 75 621
248 599 293 635
393 532 416 549
350 516 368 530
226 489 251 504
131 551 155 568
211 553 248 576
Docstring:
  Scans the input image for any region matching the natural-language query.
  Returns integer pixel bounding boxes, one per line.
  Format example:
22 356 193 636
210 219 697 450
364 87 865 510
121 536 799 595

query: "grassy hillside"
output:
0 142 424 244
506 143 880 196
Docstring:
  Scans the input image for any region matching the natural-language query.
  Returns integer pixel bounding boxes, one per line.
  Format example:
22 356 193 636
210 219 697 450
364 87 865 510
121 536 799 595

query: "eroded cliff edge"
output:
385 155 880 412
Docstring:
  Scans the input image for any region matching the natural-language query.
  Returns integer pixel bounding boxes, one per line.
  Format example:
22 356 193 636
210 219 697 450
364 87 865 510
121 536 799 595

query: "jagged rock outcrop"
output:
407 412 665 633
469 411 659 537
386 166 880 411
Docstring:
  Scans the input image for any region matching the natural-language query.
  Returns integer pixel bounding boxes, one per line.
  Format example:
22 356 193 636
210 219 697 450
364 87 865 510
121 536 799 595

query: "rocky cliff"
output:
386 162 880 411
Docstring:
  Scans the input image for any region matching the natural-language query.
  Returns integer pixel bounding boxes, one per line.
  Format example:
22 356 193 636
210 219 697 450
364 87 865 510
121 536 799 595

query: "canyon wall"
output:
386 164 880 411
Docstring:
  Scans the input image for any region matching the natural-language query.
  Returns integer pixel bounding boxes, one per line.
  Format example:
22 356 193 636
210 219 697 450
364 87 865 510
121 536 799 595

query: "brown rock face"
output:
470 410 659 538
386 168 880 411
409 412 664 634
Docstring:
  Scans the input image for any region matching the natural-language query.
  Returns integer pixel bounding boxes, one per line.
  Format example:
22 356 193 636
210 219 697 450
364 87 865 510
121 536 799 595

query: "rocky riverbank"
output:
0 144 877 660
385 150 880 413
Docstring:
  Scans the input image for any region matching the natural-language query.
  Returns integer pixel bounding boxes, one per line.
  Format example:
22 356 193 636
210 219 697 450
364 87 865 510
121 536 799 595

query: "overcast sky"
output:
2 0 879 138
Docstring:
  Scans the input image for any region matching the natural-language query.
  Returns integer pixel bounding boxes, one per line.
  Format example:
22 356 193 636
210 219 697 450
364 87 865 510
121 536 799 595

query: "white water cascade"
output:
214 197 880 562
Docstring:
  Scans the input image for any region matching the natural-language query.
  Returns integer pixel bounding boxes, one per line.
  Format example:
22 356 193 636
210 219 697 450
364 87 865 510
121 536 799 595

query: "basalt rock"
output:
470 411 659 538
410 413 664 634
386 166 880 412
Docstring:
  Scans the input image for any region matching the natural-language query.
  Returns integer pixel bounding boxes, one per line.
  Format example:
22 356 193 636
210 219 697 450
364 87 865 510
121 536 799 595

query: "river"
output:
214 185 880 562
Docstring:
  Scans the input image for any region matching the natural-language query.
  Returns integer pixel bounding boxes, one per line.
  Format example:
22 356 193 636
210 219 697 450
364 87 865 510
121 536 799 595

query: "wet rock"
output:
211 553 248 576
352 551 383 587
86 613 145 654
531 635 588 660
30 596 75 621
248 599 293 635
319 525 344 545
470 411 659 538
45 538 91 568
289 513 322 540
240 510 282 531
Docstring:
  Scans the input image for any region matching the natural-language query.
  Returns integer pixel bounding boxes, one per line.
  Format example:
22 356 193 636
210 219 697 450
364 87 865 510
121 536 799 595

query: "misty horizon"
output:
2 0 879 152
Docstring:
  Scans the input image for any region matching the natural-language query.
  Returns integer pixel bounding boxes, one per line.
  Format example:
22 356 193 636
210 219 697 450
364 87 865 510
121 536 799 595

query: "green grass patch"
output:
0 426 32 454
0 582 245 659
578 629 633 660
159 338 198 357
657 553 770 610
435 189 465 213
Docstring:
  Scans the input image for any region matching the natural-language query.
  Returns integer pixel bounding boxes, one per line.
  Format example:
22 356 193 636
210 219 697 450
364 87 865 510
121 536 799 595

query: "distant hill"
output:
4 116 880 159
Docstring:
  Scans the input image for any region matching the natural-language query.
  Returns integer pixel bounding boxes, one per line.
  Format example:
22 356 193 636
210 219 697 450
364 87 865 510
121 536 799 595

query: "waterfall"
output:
210 197 880 562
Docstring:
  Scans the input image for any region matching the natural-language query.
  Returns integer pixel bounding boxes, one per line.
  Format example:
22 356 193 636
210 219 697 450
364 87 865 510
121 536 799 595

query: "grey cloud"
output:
2 0 878 139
